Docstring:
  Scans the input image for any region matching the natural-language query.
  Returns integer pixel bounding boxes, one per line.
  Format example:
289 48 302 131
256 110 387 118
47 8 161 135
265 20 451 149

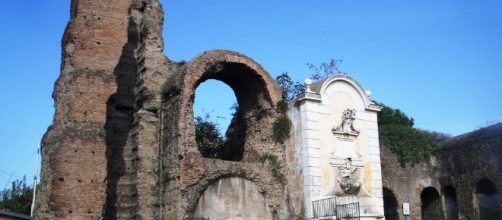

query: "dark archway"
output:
443 185 459 220
383 187 399 220
476 178 501 220
421 187 444 220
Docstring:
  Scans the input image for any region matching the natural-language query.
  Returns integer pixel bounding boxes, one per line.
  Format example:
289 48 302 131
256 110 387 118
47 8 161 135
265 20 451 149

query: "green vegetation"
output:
377 103 415 128
275 72 305 100
273 115 291 143
194 114 224 158
0 177 33 215
306 59 343 80
376 102 449 166
275 59 343 100
276 100 288 114
273 101 292 143
261 154 286 185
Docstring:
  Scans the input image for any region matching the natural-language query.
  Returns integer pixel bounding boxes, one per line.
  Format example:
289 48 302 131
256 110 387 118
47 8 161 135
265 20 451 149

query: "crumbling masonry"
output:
38 1 502 220
35 0 302 219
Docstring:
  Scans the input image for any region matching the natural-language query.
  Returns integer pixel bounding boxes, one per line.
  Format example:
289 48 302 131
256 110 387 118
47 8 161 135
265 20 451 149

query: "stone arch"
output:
176 50 281 161
160 50 288 218
315 75 379 111
475 178 501 220
421 187 444 220
193 177 273 219
383 187 399 220
443 185 459 220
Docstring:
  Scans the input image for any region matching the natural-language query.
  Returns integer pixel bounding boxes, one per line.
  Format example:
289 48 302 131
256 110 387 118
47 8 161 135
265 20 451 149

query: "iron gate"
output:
312 197 360 219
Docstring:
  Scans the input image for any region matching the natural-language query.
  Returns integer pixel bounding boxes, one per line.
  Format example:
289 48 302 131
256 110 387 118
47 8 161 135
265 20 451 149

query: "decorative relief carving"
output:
332 109 359 137
336 158 361 195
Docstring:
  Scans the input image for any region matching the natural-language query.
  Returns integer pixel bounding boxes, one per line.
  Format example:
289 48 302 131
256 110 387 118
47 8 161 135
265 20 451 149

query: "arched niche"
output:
314 75 379 112
383 187 399 220
475 178 501 220
443 185 459 220
193 177 272 219
421 187 444 220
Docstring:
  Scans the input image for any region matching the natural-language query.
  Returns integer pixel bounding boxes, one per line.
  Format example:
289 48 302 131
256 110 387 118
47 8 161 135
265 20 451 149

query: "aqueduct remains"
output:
35 0 501 219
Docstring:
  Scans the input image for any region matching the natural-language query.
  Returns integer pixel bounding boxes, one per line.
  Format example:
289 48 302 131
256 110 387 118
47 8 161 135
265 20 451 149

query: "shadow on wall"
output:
104 15 140 219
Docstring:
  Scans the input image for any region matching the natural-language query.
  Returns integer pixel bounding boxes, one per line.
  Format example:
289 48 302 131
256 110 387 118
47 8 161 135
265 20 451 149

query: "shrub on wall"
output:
273 116 291 143
375 102 449 166
273 100 291 143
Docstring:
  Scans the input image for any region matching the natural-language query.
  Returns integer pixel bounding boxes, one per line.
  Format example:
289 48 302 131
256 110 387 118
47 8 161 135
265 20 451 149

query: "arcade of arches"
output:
383 182 500 220
381 123 502 220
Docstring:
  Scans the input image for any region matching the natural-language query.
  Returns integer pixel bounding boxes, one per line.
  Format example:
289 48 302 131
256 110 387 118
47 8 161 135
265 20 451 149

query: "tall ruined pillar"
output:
36 0 153 219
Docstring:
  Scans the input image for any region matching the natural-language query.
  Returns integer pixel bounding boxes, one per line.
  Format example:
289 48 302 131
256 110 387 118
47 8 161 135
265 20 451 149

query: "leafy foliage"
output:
194 114 224 158
276 60 343 100
273 116 292 143
376 101 415 128
275 72 305 100
306 59 343 80
380 125 443 166
276 100 288 114
0 176 33 215
376 102 449 166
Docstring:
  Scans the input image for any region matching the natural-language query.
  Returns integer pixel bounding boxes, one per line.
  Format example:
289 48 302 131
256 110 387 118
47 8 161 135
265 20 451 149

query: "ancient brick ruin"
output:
35 0 502 220
35 0 297 219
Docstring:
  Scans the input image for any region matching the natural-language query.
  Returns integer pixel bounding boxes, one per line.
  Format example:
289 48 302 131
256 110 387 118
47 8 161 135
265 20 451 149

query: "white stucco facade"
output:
288 75 384 219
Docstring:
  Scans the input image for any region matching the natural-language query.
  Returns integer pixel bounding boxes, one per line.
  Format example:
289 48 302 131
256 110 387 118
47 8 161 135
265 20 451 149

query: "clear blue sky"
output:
0 0 501 189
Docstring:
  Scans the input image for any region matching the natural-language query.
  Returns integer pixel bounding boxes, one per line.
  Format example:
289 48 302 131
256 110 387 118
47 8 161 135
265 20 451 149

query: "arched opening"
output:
186 58 275 162
383 187 399 220
443 185 459 220
193 177 272 219
476 178 500 220
421 187 444 220
193 79 241 161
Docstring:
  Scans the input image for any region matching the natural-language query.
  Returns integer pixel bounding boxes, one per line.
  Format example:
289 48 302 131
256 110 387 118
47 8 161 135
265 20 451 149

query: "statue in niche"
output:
332 109 359 137
337 158 361 195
